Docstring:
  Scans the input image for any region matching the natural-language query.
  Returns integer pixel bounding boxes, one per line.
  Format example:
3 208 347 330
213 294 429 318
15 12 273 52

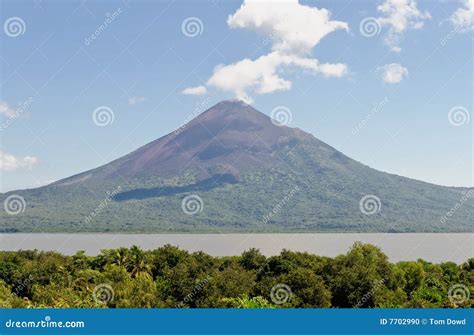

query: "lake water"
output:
0 233 472 263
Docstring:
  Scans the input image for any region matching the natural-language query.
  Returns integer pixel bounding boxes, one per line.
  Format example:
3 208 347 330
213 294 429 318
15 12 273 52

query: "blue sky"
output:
0 0 472 192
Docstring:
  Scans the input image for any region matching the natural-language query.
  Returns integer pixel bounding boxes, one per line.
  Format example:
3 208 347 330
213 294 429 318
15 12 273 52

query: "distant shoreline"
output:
1 233 472 263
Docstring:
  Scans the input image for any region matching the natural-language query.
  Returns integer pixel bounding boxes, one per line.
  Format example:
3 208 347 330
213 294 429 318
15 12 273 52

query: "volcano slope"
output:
1 100 473 232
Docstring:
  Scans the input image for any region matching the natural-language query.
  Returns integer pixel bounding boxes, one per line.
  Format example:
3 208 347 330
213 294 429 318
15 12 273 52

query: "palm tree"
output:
128 246 153 277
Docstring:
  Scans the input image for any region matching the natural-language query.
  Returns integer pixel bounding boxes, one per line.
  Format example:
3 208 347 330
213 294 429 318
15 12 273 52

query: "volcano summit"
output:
1 100 472 232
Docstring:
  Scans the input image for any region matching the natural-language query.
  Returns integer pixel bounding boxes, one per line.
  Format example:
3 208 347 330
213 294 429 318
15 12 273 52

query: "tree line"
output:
0 243 472 308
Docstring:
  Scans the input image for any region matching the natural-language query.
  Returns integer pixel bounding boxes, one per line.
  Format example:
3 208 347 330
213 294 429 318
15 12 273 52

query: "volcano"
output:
1 100 473 232
54 100 307 184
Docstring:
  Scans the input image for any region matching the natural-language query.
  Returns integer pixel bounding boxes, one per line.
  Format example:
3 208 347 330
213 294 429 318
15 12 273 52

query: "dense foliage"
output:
0 243 472 308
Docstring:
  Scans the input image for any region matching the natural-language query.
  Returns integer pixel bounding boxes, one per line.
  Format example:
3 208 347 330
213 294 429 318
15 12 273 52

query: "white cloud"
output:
0 151 38 171
0 101 17 118
380 63 408 83
207 51 346 103
377 0 431 52
184 0 349 102
128 96 146 105
227 0 348 54
182 86 208 96
450 0 474 31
